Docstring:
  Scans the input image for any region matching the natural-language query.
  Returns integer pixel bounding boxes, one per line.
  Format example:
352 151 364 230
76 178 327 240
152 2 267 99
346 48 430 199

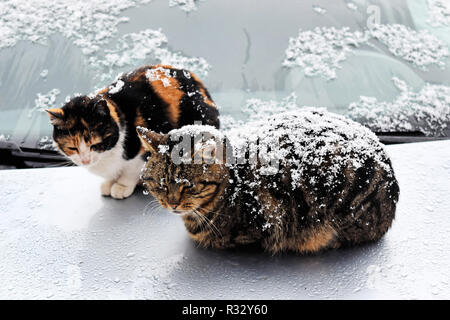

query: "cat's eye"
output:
91 143 102 151
68 147 78 151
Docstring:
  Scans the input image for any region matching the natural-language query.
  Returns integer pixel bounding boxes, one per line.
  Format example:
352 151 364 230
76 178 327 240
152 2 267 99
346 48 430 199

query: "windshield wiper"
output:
375 131 450 144
0 141 70 169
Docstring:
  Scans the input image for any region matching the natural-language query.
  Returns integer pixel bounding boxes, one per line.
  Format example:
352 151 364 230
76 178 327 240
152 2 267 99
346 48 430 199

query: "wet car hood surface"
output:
0 139 449 299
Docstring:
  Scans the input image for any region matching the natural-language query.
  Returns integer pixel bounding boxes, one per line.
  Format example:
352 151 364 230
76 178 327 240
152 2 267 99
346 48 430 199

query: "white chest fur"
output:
88 147 126 180
87 131 144 182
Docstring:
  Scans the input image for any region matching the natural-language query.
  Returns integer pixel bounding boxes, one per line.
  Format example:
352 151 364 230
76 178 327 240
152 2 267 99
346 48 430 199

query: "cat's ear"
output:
93 99 110 116
46 108 65 127
137 127 164 153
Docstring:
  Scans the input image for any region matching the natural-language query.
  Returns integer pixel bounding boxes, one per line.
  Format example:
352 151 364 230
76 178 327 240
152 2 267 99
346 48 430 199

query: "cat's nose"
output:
81 159 91 165
168 203 178 210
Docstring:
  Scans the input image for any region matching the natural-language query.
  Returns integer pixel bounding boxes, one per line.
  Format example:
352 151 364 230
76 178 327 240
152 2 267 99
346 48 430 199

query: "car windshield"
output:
1 0 450 157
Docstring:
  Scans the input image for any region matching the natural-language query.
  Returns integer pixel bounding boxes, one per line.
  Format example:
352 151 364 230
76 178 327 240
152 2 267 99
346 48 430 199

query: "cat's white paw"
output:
110 182 135 199
100 180 115 196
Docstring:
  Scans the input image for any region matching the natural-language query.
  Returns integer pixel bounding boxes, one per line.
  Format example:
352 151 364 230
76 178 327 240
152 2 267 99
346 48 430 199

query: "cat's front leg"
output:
110 156 145 200
110 181 135 199
101 180 115 196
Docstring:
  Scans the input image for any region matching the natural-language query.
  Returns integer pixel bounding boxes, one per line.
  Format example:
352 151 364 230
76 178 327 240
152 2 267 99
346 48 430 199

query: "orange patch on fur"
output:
134 109 146 128
47 108 64 116
297 227 337 253
106 99 120 124
97 87 109 95
148 66 183 127
90 135 103 145
47 108 76 129
190 73 216 107
57 135 81 156
80 119 89 128
153 64 176 70
138 145 146 155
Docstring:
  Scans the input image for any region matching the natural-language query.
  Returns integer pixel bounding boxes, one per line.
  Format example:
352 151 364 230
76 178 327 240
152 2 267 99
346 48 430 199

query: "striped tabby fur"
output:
138 110 400 254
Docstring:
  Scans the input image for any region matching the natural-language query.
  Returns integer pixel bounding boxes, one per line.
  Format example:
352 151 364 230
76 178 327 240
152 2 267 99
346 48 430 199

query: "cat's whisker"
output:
204 216 222 239
143 199 162 216
192 210 209 235
194 209 222 239
143 203 155 214
144 199 160 212
196 206 227 219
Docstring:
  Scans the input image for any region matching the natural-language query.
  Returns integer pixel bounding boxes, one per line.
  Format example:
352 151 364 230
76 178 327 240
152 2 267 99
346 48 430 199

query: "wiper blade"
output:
0 142 70 169
374 131 450 144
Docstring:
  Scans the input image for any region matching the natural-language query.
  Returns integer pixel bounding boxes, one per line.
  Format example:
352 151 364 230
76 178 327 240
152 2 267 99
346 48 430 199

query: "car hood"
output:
0 139 449 299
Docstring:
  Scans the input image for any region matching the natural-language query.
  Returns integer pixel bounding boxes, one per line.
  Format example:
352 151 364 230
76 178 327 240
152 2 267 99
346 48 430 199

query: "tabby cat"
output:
47 65 219 199
138 109 400 254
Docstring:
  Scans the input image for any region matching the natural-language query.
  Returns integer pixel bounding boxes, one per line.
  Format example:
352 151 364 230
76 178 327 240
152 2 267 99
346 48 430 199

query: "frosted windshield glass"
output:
0 0 449 151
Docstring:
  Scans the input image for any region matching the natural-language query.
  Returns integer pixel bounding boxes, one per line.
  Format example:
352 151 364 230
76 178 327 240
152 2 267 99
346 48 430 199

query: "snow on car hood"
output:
0 139 449 299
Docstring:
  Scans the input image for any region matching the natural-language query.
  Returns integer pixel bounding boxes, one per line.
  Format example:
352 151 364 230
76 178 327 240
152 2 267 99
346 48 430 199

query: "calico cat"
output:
137 109 400 254
46 65 219 199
